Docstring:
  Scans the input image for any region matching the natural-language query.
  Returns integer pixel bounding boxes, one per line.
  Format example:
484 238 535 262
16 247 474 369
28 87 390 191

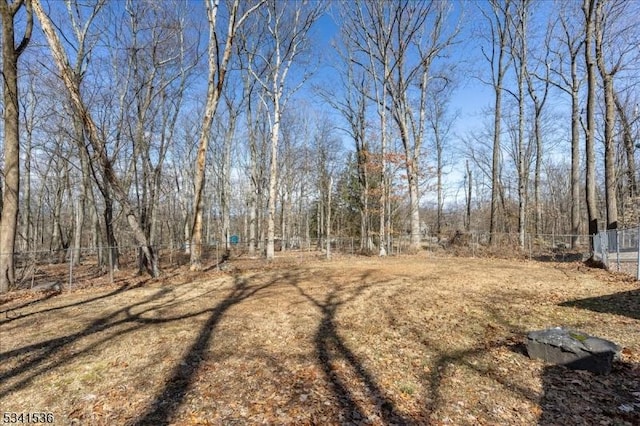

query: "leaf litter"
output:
0 252 638 425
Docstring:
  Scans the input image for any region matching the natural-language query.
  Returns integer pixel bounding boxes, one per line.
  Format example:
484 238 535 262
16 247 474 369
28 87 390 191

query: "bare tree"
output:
34 0 164 277
318 37 373 253
220 102 237 255
18 71 40 254
116 0 195 272
0 0 33 292
243 76 267 256
426 77 457 240
314 120 342 257
525 28 551 238
351 0 392 256
595 0 617 230
60 0 105 267
582 0 599 240
245 0 324 260
277 108 307 252
338 0 389 255
509 0 531 249
594 0 640 230
614 91 638 201
190 0 263 270
465 159 472 231
388 1 456 251
480 0 512 244
346 0 458 252
549 2 584 248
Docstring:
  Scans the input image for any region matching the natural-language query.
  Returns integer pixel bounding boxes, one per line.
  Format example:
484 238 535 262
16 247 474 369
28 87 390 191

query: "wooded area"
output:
1 0 640 292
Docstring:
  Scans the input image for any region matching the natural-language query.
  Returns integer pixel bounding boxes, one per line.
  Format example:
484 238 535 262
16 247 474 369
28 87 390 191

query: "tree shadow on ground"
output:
559 289 640 320
0 291 59 318
289 275 552 425
290 274 417 425
0 287 171 399
0 275 234 403
0 282 143 325
538 362 640 425
419 335 541 421
132 272 279 425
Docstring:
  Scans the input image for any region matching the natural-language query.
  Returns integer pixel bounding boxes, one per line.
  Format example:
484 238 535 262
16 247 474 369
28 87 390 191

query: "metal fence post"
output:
600 231 607 269
636 224 640 280
108 245 114 284
69 253 73 289
616 229 620 271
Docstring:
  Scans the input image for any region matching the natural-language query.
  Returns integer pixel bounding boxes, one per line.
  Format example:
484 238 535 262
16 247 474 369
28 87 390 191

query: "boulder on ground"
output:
526 327 621 374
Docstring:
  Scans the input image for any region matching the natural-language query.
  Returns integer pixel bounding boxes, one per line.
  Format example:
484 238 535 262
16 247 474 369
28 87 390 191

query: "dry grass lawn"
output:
1 252 639 425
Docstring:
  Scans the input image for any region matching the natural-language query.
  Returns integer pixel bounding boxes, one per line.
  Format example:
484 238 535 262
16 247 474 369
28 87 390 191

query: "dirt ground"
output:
1 252 639 425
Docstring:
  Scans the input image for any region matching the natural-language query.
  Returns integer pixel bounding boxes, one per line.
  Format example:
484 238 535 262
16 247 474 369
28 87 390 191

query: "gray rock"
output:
526 327 621 374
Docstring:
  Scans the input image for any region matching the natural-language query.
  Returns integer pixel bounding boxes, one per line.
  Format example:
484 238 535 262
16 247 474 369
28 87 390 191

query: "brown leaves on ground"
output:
0 253 639 425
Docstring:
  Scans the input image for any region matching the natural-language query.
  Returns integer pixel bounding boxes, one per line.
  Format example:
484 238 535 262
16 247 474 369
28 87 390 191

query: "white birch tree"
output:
244 0 324 260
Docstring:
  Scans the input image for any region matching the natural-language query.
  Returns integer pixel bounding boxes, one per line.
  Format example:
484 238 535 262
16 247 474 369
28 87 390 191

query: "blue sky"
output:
301 2 496 206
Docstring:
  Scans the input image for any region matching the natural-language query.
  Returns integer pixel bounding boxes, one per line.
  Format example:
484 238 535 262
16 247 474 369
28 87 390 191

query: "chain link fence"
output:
4 230 632 293
592 227 640 279
4 236 420 292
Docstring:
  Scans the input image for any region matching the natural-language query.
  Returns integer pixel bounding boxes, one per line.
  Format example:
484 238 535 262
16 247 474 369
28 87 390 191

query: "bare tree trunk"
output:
466 160 472 231
72 195 84 265
490 87 503 244
378 60 388 257
595 0 617 230
407 160 422 251
72 117 88 265
555 5 583 248
601 82 618 230
190 68 218 269
265 91 280 260
0 0 32 292
317 199 323 250
326 177 332 259
258 192 265 253
247 1 323 261
515 0 529 250
614 93 638 201
221 117 235 255
525 33 549 239
22 112 32 253
570 82 581 247
583 0 599 241
436 141 443 239
91 197 103 266
486 0 511 245
21 78 38 253
248 183 257 256
246 83 258 256
190 0 261 270
428 92 453 241
34 0 160 277
50 159 68 263
533 112 542 236
183 214 190 254
103 193 120 271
